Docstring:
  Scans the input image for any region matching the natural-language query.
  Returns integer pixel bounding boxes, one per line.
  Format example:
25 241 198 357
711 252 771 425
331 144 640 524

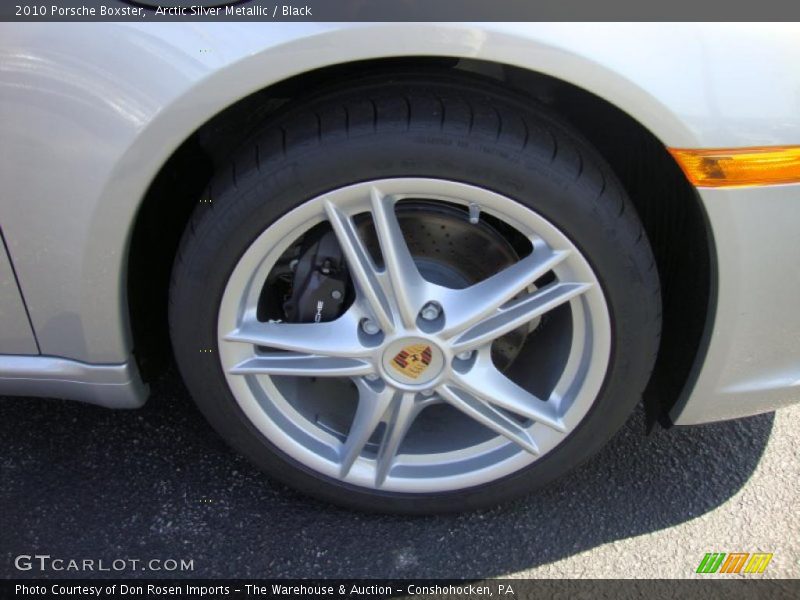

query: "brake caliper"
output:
283 229 349 323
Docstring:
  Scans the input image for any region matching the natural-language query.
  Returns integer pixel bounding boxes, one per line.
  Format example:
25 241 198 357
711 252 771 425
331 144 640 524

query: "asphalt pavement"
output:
1 370 798 579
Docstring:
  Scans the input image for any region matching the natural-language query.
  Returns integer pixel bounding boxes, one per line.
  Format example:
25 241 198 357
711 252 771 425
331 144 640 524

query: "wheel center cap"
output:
382 337 444 386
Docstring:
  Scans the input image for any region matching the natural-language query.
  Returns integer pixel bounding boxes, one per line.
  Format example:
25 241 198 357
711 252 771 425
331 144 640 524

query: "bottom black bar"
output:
2 579 799 600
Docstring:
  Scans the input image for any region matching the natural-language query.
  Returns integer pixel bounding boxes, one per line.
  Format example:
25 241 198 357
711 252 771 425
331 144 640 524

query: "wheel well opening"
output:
127 57 712 423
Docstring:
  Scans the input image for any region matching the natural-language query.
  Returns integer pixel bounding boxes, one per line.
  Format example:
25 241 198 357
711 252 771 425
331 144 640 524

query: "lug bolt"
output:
421 389 435 396
361 319 380 335
365 373 380 381
456 350 474 361
420 302 441 321
331 290 342 300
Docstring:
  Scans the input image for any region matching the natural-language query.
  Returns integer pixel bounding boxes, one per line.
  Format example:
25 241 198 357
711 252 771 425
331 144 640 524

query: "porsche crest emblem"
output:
391 343 433 380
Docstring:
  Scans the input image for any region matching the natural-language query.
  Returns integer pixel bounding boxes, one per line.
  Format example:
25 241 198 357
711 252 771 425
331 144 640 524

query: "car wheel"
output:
169 76 660 513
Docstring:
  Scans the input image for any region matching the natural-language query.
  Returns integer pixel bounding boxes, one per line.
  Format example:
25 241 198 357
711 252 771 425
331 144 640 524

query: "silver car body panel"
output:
0 234 37 354
670 184 800 425
0 22 798 421
0 355 145 408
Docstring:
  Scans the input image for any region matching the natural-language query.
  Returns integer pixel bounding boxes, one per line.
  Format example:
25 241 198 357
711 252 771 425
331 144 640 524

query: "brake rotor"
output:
358 200 534 371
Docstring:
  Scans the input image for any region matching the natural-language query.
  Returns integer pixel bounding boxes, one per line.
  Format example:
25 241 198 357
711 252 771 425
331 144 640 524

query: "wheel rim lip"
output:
217 178 612 493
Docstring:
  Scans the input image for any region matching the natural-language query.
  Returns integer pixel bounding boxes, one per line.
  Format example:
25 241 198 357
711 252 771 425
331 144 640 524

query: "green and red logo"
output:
696 552 773 574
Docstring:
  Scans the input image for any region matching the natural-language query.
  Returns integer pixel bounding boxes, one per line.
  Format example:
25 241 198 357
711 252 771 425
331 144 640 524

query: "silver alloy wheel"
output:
217 178 611 493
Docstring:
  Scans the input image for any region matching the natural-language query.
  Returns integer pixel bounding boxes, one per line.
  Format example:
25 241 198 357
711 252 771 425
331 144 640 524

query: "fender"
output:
1 22 798 364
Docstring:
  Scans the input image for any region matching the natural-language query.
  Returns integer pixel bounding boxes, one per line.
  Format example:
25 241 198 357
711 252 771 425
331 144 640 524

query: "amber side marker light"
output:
668 146 800 188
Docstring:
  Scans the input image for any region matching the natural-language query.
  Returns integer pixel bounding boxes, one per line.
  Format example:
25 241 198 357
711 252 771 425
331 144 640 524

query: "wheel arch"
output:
124 52 712 422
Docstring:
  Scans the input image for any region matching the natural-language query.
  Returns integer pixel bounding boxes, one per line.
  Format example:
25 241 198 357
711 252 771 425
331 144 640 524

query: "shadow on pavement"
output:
0 370 775 578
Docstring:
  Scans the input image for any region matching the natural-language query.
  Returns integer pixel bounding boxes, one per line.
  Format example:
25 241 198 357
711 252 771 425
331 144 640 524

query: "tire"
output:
169 75 660 514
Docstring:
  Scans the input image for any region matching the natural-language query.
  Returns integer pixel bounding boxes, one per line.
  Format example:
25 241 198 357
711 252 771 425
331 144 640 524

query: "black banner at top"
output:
3 0 800 22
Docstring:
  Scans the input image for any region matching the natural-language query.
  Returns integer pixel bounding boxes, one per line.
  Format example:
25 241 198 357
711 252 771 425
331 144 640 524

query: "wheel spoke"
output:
325 200 395 333
451 282 591 352
369 187 428 328
437 385 539 455
229 354 373 377
223 311 369 357
441 246 570 336
450 356 566 433
375 392 420 487
339 380 395 477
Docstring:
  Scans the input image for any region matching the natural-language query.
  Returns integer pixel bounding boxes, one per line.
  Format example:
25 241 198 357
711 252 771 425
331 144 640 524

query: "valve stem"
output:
468 203 480 224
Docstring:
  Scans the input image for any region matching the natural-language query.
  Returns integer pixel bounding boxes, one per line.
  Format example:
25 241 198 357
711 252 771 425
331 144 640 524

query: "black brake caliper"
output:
282 228 350 323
